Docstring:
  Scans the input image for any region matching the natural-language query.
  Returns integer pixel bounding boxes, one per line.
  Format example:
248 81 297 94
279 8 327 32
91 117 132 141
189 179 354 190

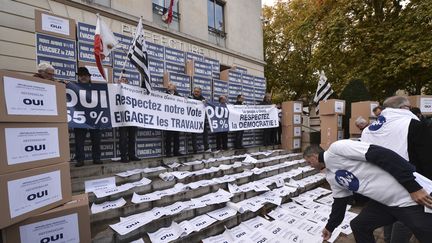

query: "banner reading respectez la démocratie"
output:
227 104 279 131
66 82 112 129
108 84 206 133
205 103 279 132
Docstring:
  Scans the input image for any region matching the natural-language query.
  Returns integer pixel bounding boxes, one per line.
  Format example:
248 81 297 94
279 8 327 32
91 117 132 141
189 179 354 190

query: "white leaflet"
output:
202 230 236 243
91 197 127 214
171 171 193 179
85 177 116 193
206 206 237 221
109 211 155 236
188 214 217 231
142 166 166 173
93 183 134 198
159 172 174 181
116 169 143 178
131 177 151 187
242 155 258 164
131 192 161 204
147 222 184 243
226 201 245 213
228 183 242 194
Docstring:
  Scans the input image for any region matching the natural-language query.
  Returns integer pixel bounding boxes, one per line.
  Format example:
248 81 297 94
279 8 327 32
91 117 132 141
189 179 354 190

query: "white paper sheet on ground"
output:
171 171 193 179
228 224 254 241
213 175 236 183
207 206 237 221
116 169 143 178
315 194 334 206
202 230 236 243
273 186 297 197
91 197 127 214
242 216 270 231
305 211 329 225
239 183 254 192
164 201 190 216
142 166 166 173
110 211 155 235
327 227 342 243
241 200 263 212
300 200 332 213
259 192 282 206
295 219 323 236
245 230 274 243
131 177 151 187
252 182 271 192
271 227 323 243
85 177 116 193
188 214 217 232
178 220 195 237
281 205 313 219
159 172 174 181
129 239 145 243
147 222 184 243
93 183 134 198
131 192 161 204
186 198 207 209
183 160 202 166
226 201 245 213
251 167 265 175
218 164 233 170
233 161 243 168
242 155 258 164
165 162 181 168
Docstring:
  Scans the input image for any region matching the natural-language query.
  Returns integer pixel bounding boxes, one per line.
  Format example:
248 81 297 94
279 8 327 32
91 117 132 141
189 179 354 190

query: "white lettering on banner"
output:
41 13 70 36
19 213 79 243
4 76 58 116
108 84 205 133
5 127 60 165
8 170 62 218
227 105 279 131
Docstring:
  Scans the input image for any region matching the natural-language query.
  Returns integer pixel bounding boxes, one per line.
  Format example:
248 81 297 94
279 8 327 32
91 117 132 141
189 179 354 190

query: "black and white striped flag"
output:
313 71 334 111
128 17 152 92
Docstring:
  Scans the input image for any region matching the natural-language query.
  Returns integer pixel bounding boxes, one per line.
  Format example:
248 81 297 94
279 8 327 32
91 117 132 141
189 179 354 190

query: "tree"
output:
263 0 432 103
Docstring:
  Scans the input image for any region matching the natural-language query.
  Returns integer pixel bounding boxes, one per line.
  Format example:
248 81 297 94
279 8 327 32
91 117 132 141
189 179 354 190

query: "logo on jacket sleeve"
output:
335 170 359 191
368 116 386 131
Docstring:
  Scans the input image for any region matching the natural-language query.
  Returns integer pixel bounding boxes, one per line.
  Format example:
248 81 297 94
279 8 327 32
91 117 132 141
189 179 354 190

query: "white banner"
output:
108 84 205 133
227 104 279 131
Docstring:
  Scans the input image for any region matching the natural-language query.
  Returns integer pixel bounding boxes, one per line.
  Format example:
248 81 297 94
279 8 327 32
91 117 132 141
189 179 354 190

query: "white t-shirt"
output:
324 140 416 207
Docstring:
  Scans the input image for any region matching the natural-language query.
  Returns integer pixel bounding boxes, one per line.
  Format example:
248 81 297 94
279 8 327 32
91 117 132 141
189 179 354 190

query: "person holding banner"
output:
215 95 229 151
261 93 276 146
74 67 102 167
234 94 245 149
189 87 210 153
164 83 183 157
117 77 140 163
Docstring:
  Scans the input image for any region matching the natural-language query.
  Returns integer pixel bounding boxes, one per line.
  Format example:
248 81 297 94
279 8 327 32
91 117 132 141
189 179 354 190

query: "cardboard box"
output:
319 99 346 115
320 128 344 148
282 113 302 126
0 162 72 229
407 95 432 115
282 101 303 114
0 70 67 123
282 125 302 138
2 194 91 243
34 10 76 40
351 101 379 118
282 137 301 150
0 123 70 175
349 118 362 135
320 115 343 131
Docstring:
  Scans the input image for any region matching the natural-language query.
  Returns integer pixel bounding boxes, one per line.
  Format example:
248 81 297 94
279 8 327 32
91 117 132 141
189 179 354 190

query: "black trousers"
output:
234 131 244 148
191 121 209 152
216 132 228 150
263 127 277 146
119 126 137 158
165 130 180 155
74 128 101 162
350 200 432 243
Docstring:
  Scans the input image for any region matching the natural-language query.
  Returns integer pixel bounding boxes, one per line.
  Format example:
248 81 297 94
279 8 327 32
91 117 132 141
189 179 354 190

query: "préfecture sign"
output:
35 10 76 40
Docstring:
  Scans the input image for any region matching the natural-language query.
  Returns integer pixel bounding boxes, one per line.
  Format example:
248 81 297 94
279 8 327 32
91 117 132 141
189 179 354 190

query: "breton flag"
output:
313 71 334 111
162 0 174 24
128 17 152 92
94 14 118 80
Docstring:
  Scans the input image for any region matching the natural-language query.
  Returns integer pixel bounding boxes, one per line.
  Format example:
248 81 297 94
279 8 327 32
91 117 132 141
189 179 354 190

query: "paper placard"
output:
19 213 79 243
91 197 126 214
334 101 344 113
293 126 302 137
84 177 116 193
293 103 302 113
420 97 432 113
41 13 70 36
293 114 302 125
293 138 301 149
4 76 58 116
370 103 378 116
83 65 108 82
8 170 62 218
5 127 60 165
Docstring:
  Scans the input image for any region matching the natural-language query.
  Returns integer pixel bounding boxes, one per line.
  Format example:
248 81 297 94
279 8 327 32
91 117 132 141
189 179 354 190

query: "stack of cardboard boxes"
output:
319 99 346 150
281 101 303 150
0 71 90 242
349 101 379 137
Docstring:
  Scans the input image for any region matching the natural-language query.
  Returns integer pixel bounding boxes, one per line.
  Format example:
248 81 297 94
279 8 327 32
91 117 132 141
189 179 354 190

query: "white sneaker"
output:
205 149 212 153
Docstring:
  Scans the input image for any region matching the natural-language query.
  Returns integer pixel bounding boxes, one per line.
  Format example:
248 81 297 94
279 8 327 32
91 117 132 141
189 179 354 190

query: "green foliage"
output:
263 0 432 103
